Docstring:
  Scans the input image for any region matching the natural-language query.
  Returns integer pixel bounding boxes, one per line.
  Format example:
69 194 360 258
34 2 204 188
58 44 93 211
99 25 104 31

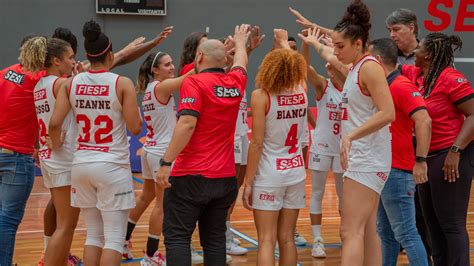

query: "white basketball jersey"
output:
69 71 130 165
311 80 343 156
235 90 249 138
34 75 76 172
340 56 392 172
142 80 176 156
254 86 308 187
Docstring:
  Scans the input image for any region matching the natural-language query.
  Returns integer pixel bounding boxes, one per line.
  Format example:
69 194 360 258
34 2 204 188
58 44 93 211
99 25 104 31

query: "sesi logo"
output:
258 192 275 202
143 91 151 101
276 155 304 170
425 0 474 32
214 86 241 98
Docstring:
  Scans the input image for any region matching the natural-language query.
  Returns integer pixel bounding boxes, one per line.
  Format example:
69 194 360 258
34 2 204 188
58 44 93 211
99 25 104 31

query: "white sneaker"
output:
226 240 248 255
311 237 327 258
140 251 166 266
122 240 134 260
294 232 307 246
226 254 232 264
191 244 204 264
232 238 241 245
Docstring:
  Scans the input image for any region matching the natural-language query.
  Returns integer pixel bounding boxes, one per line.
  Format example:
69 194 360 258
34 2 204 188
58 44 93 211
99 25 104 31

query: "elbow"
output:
386 109 395 124
48 121 61 133
130 121 143 136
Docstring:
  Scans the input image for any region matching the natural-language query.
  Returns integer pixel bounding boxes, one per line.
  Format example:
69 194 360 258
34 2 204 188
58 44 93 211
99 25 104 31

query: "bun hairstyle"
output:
19 37 71 72
52 27 78 54
422 33 463 98
82 20 112 63
136 51 168 93
334 0 371 49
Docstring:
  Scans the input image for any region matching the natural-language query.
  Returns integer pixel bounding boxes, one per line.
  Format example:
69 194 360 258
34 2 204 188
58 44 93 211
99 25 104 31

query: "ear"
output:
355 39 363 50
409 23 415 34
52 56 62 67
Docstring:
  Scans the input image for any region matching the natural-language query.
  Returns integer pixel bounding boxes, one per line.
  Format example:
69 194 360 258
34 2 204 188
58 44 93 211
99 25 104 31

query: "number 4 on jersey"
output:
285 123 298 154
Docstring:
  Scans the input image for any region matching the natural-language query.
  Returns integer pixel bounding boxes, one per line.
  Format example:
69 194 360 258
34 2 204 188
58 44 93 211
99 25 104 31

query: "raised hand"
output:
233 24 251 47
298 27 323 46
248 25 265 52
154 26 174 45
289 7 316 29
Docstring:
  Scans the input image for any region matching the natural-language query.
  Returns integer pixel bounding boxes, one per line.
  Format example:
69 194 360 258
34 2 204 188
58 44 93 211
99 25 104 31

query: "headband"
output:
86 40 112 57
150 51 163 75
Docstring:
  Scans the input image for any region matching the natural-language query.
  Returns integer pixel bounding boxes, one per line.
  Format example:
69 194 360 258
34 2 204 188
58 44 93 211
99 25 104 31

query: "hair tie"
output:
86 40 112 57
150 51 163 75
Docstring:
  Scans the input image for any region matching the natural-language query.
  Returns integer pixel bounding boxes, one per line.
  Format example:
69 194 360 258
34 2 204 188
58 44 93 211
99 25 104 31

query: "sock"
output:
312 225 322 239
146 235 160 257
126 219 137 241
44 235 51 251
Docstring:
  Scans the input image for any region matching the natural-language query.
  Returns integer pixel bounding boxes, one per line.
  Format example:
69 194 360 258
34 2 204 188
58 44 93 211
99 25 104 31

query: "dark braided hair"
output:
422 33 462 97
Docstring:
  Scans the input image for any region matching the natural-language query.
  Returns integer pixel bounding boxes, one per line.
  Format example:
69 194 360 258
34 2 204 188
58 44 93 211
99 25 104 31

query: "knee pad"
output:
102 209 130 253
82 208 104 248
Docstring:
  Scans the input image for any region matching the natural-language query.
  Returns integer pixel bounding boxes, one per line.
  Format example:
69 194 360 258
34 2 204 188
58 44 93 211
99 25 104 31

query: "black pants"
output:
418 143 474 266
163 175 238 266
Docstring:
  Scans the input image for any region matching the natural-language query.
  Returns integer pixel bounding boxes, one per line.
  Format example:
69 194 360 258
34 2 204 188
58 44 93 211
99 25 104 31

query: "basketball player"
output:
122 51 193 265
299 30 345 258
317 1 395 265
242 29 307 265
48 20 142 266
19 36 79 265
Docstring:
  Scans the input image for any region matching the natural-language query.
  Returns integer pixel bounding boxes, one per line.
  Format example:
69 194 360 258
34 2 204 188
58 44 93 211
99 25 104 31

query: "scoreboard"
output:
97 0 166 16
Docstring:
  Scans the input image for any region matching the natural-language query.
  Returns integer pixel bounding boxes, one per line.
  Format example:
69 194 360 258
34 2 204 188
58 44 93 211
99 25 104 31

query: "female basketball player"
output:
325 1 395 265
299 29 346 258
242 29 307 265
18 37 78 266
48 20 142 266
122 51 193 265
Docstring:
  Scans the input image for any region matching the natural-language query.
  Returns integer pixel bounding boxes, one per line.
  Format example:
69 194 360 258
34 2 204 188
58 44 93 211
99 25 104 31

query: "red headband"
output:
86 41 112 57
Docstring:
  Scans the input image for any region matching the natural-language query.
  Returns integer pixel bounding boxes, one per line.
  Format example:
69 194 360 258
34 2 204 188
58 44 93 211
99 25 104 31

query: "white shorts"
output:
71 162 136 211
234 135 249 165
40 163 71 189
252 180 306 211
141 150 162 180
308 153 343 173
344 171 390 195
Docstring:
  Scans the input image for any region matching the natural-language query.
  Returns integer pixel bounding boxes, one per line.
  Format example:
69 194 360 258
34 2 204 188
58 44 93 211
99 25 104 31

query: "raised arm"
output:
111 26 173 69
155 69 195 102
300 36 327 100
289 7 333 35
232 24 251 70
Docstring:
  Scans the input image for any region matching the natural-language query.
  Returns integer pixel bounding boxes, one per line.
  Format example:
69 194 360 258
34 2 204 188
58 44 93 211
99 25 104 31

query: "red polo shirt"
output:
388 71 427 171
171 67 247 178
401 65 473 153
180 63 194 77
0 64 46 154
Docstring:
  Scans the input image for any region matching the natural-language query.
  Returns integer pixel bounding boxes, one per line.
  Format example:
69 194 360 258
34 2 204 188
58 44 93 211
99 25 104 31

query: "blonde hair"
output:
18 37 71 73
18 36 47 72
255 49 307 95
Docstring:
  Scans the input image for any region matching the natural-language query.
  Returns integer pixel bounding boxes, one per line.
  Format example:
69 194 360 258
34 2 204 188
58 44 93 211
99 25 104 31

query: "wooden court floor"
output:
13 170 474 265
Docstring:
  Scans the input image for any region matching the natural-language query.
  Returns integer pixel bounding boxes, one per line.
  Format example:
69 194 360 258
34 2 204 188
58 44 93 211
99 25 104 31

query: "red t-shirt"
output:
0 64 46 154
171 67 247 178
401 65 474 152
388 72 427 171
179 62 194 77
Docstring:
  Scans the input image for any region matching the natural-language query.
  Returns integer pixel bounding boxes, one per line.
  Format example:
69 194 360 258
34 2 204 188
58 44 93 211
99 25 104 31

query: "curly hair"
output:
255 49 307 95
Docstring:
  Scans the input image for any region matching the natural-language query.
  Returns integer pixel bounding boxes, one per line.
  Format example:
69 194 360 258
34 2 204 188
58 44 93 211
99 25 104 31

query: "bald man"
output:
156 24 251 265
